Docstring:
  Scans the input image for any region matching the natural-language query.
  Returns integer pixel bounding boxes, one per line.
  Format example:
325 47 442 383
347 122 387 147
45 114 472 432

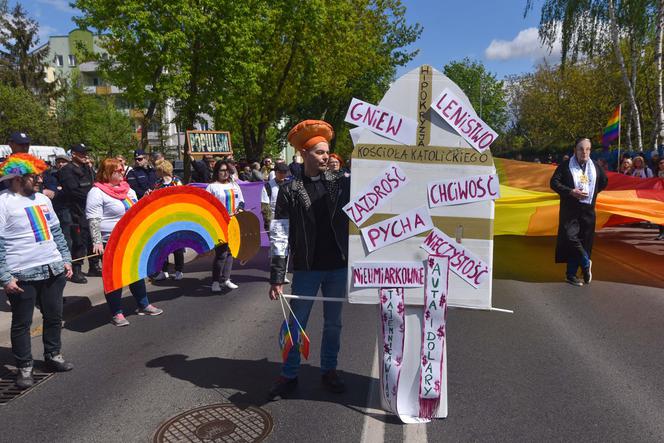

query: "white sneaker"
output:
284 277 291 284
211 281 222 293
154 271 169 281
223 280 238 290
174 271 184 280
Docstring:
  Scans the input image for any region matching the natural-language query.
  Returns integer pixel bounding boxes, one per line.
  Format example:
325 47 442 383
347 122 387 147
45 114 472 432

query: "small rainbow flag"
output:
279 320 295 362
122 197 136 211
24 205 51 242
602 104 621 147
278 319 310 362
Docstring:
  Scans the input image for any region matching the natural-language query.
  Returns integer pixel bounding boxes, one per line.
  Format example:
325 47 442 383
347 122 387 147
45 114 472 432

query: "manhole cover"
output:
153 403 273 442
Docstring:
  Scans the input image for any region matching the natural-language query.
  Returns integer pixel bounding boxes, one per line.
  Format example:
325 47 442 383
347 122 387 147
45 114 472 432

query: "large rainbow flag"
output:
494 158 664 236
602 104 621 147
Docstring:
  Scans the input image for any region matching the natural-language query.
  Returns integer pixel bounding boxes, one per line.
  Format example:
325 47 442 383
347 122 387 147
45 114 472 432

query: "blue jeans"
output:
282 268 347 379
566 251 591 278
105 279 149 315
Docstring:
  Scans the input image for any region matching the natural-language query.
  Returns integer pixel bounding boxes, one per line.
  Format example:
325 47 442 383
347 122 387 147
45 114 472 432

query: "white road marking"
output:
360 342 386 443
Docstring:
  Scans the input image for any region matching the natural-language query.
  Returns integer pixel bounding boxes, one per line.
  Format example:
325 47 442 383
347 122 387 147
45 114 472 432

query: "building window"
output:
54 55 63 67
68 55 77 66
93 77 100 86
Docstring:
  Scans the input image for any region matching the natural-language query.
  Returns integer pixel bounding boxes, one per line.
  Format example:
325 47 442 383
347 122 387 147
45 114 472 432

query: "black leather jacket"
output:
269 170 350 284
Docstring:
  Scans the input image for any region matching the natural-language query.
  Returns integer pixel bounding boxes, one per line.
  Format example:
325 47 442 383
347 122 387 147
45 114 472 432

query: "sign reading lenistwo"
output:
431 88 497 153
343 163 410 227
361 206 433 253
427 174 500 208
420 227 490 288
352 262 425 288
345 98 417 145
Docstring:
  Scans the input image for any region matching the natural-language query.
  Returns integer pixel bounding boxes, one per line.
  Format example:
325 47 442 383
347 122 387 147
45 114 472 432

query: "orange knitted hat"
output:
287 120 334 152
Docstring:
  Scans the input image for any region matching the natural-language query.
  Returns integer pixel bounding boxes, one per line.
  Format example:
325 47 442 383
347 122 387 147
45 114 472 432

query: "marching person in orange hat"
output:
267 120 350 400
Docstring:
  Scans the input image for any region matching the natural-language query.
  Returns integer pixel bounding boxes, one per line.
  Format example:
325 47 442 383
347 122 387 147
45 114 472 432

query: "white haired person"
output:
0 154 74 389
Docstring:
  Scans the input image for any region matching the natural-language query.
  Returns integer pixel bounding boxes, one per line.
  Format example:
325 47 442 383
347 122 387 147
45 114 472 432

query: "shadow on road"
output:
145 354 400 424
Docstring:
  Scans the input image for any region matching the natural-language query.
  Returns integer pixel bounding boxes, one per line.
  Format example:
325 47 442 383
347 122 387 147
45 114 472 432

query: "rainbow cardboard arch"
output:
102 186 260 293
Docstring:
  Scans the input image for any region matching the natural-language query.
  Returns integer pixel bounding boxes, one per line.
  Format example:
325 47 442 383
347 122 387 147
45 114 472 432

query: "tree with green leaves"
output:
55 78 135 158
73 0 263 179
443 58 508 132
525 0 657 151
0 4 54 97
213 0 421 161
0 83 59 144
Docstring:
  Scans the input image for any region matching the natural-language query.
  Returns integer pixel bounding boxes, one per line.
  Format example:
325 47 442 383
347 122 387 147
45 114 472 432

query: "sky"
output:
14 0 560 80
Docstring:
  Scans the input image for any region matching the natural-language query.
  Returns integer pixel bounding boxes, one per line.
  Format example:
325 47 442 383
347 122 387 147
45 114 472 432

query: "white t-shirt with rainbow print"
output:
0 190 63 272
85 187 138 241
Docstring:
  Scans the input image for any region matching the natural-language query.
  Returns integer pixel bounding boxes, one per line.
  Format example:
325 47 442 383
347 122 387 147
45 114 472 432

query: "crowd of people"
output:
0 129 351 390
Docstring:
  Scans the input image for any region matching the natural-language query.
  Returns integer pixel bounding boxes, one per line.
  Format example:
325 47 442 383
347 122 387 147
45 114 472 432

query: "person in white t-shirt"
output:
0 153 75 389
86 158 163 327
206 159 244 293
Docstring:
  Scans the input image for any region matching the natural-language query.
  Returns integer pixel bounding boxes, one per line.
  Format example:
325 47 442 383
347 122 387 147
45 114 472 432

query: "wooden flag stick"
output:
71 253 102 263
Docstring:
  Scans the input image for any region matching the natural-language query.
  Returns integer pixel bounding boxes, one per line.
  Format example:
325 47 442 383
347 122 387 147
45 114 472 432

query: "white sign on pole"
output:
420 227 490 288
427 173 500 208
343 163 410 227
431 88 498 153
361 206 433 253
352 261 425 288
345 97 418 145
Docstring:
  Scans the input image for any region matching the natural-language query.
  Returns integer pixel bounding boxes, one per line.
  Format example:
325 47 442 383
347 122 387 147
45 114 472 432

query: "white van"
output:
0 145 68 164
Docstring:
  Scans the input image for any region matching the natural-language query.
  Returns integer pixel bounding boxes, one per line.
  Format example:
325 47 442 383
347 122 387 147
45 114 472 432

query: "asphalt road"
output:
0 234 663 442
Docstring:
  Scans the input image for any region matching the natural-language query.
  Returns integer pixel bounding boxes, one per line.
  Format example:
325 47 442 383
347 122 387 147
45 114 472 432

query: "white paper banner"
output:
380 288 406 415
427 173 500 208
361 206 434 253
345 97 417 145
343 163 410 227
420 227 490 288
352 262 425 288
431 88 497 153
419 255 449 419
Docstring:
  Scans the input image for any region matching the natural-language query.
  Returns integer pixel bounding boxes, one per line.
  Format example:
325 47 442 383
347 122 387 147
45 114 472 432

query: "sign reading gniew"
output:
345 98 417 145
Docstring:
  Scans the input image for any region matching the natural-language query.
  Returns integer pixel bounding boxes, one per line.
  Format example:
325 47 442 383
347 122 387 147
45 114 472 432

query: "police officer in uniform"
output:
58 144 101 283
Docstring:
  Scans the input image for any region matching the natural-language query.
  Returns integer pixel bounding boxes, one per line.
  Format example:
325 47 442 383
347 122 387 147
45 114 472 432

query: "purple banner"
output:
189 181 269 247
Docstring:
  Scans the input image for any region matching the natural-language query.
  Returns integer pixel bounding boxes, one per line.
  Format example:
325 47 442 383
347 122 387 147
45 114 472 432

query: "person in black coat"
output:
126 149 156 198
550 137 608 286
191 154 216 183
58 144 100 282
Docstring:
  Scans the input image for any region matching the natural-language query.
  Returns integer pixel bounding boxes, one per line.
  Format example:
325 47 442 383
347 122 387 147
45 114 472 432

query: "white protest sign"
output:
427 173 500 208
431 88 497 153
361 206 433 253
343 163 410 227
420 227 490 288
349 126 364 147
352 262 425 288
345 97 417 145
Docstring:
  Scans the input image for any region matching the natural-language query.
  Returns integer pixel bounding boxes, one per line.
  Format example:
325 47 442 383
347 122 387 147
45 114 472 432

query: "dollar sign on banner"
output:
419 256 449 419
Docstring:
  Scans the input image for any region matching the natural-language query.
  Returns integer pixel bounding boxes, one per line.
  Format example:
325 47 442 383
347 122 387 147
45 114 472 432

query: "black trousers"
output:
212 244 233 282
7 273 67 368
71 220 99 270
162 249 185 272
